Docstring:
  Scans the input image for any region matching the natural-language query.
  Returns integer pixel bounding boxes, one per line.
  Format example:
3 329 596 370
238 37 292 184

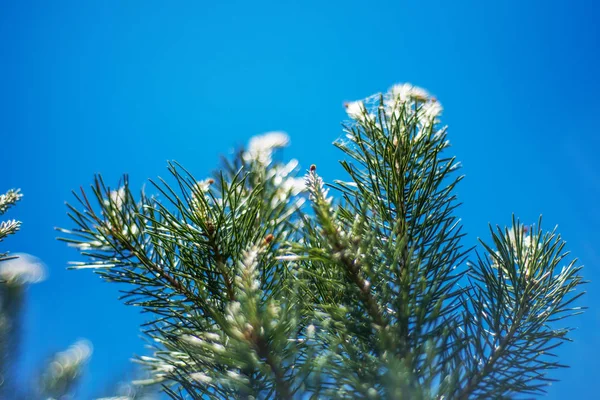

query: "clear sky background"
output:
1 0 598 398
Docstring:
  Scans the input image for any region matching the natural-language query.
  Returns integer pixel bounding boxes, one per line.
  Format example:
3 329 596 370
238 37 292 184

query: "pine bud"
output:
310 164 316 172
206 221 215 235
264 233 274 245
306 324 315 339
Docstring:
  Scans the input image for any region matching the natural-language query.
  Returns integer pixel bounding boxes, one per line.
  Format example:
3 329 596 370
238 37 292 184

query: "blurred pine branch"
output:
0 189 155 399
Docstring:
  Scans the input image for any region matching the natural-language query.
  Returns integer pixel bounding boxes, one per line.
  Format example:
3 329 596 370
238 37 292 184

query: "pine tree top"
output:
59 83 586 399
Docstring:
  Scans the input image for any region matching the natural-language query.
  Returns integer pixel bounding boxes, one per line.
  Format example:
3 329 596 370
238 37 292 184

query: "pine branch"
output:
58 84 586 399
60 135 308 397
36 340 92 399
0 189 23 261
457 219 585 398
0 189 22 216
306 168 388 332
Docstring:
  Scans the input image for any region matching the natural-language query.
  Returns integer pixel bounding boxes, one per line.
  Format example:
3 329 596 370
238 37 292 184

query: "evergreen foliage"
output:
0 189 90 399
59 83 586 399
0 189 152 399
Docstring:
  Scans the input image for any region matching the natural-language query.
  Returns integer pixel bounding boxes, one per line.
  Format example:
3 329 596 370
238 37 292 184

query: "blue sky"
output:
1 0 598 397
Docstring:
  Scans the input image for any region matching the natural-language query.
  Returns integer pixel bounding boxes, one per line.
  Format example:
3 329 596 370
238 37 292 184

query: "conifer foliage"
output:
0 190 153 399
59 84 585 399
0 190 92 399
